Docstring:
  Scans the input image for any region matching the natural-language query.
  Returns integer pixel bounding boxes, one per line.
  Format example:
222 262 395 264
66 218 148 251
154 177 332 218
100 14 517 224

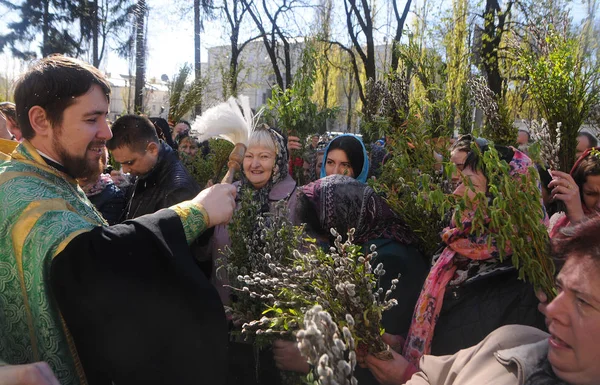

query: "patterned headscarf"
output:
403 148 548 366
239 125 289 213
299 174 415 245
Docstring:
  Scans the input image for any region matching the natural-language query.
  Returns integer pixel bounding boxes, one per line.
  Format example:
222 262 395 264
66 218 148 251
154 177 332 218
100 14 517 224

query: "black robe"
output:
51 209 227 385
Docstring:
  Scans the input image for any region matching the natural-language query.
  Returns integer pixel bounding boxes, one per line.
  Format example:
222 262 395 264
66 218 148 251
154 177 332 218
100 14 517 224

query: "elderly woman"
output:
203 125 296 385
366 216 600 385
320 134 370 183
549 147 600 237
400 146 547 365
206 124 297 303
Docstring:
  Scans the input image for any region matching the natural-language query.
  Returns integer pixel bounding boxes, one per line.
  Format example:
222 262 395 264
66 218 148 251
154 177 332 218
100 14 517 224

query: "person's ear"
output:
29 106 53 137
146 141 159 156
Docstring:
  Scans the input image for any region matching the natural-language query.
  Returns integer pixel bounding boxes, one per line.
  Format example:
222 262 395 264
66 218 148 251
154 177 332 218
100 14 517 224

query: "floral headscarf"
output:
403 148 548 366
239 125 289 213
299 174 415 245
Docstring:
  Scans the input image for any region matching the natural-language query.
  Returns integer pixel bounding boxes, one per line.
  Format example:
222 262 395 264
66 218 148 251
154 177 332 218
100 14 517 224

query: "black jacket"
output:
88 181 127 225
124 142 200 220
431 268 547 356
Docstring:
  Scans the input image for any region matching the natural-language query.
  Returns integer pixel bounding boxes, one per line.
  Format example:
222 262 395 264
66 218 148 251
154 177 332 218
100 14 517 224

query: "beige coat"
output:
407 325 550 385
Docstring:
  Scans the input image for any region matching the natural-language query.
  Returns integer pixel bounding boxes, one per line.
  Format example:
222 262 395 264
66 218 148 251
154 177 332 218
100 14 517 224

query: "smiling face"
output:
47 84 111 179
325 149 355 178
243 145 276 189
545 255 600 385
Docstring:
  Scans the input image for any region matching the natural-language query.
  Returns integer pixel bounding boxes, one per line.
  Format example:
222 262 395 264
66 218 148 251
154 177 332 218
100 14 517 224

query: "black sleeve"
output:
50 209 227 385
161 187 198 210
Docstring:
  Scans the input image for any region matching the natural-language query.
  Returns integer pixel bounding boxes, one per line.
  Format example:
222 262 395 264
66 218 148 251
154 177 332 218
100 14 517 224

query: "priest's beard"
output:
53 137 104 180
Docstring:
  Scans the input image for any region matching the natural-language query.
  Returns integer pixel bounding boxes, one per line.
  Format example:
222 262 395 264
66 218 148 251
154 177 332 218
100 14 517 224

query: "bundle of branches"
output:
468 76 515 146
223 192 398 381
526 119 562 170
167 64 206 125
373 114 453 258
425 144 556 299
361 73 410 142
181 138 234 187
238 229 398 380
296 305 357 385
223 192 306 333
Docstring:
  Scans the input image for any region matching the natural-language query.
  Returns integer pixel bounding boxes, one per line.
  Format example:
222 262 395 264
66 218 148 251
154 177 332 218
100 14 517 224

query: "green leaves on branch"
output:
168 64 207 124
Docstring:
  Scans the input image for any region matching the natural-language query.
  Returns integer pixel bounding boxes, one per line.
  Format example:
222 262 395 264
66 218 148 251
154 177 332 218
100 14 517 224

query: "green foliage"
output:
372 114 453 257
181 138 233 187
399 40 453 138
264 39 338 138
167 64 207 125
425 144 556 299
517 31 600 171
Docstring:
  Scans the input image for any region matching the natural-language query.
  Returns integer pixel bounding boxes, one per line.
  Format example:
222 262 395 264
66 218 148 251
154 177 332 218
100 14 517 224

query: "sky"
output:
0 0 595 82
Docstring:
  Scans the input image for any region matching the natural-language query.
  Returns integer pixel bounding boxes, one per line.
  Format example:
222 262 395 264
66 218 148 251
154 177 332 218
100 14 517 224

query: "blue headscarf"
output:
320 134 370 183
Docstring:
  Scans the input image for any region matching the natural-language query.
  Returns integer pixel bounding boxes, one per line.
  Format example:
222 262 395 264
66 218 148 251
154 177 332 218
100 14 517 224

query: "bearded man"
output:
0 55 236 385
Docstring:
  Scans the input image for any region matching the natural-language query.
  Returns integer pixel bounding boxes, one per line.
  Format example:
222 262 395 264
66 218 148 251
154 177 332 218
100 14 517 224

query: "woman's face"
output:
243 145 276 189
545 255 600 384
582 174 600 214
452 166 487 200
325 149 354 178
179 138 198 157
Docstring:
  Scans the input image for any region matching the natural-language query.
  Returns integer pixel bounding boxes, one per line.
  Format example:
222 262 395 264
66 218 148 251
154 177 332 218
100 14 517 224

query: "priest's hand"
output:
0 362 60 385
193 183 237 227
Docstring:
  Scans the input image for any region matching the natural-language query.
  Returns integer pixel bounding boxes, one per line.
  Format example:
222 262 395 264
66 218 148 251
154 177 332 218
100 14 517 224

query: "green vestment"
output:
0 140 106 385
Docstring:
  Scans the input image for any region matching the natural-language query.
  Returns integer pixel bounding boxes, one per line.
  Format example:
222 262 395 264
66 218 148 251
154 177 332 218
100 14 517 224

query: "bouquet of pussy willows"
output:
222 190 399 385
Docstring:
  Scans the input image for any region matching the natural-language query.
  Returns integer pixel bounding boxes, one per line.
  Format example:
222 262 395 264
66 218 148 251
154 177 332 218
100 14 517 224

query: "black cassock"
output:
51 209 227 385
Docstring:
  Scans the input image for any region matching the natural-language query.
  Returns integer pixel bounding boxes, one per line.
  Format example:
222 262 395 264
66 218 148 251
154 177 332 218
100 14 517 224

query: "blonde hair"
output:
248 128 277 154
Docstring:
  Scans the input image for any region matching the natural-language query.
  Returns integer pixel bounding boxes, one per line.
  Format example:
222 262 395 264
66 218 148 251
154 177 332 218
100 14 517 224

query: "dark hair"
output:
176 120 191 131
450 134 488 155
571 149 600 202
327 135 364 177
14 55 111 140
578 131 598 148
0 102 18 128
107 115 159 153
149 117 176 149
552 216 600 267
463 144 515 183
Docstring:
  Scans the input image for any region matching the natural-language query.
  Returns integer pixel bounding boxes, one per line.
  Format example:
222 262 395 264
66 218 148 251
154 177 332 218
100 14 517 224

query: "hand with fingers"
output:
0 362 61 385
548 170 585 223
192 183 237 227
365 348 413 385
287 136 302 152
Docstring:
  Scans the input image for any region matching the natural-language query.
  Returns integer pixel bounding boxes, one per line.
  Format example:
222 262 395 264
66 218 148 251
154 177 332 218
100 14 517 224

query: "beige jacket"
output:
407 325 550 385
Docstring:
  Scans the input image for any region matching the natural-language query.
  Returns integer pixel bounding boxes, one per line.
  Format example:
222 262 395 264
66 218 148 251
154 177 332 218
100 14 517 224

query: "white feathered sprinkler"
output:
190 96 256 184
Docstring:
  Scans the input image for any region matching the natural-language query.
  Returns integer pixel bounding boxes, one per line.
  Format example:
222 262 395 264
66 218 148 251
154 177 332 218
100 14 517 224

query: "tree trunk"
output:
391 0 412 72
42 0 50 56
134 0 146 113
194 0 202 116
92 0 99 67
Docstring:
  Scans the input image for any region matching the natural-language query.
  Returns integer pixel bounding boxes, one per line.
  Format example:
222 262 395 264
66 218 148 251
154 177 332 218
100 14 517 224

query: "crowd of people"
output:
1 54 600 385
